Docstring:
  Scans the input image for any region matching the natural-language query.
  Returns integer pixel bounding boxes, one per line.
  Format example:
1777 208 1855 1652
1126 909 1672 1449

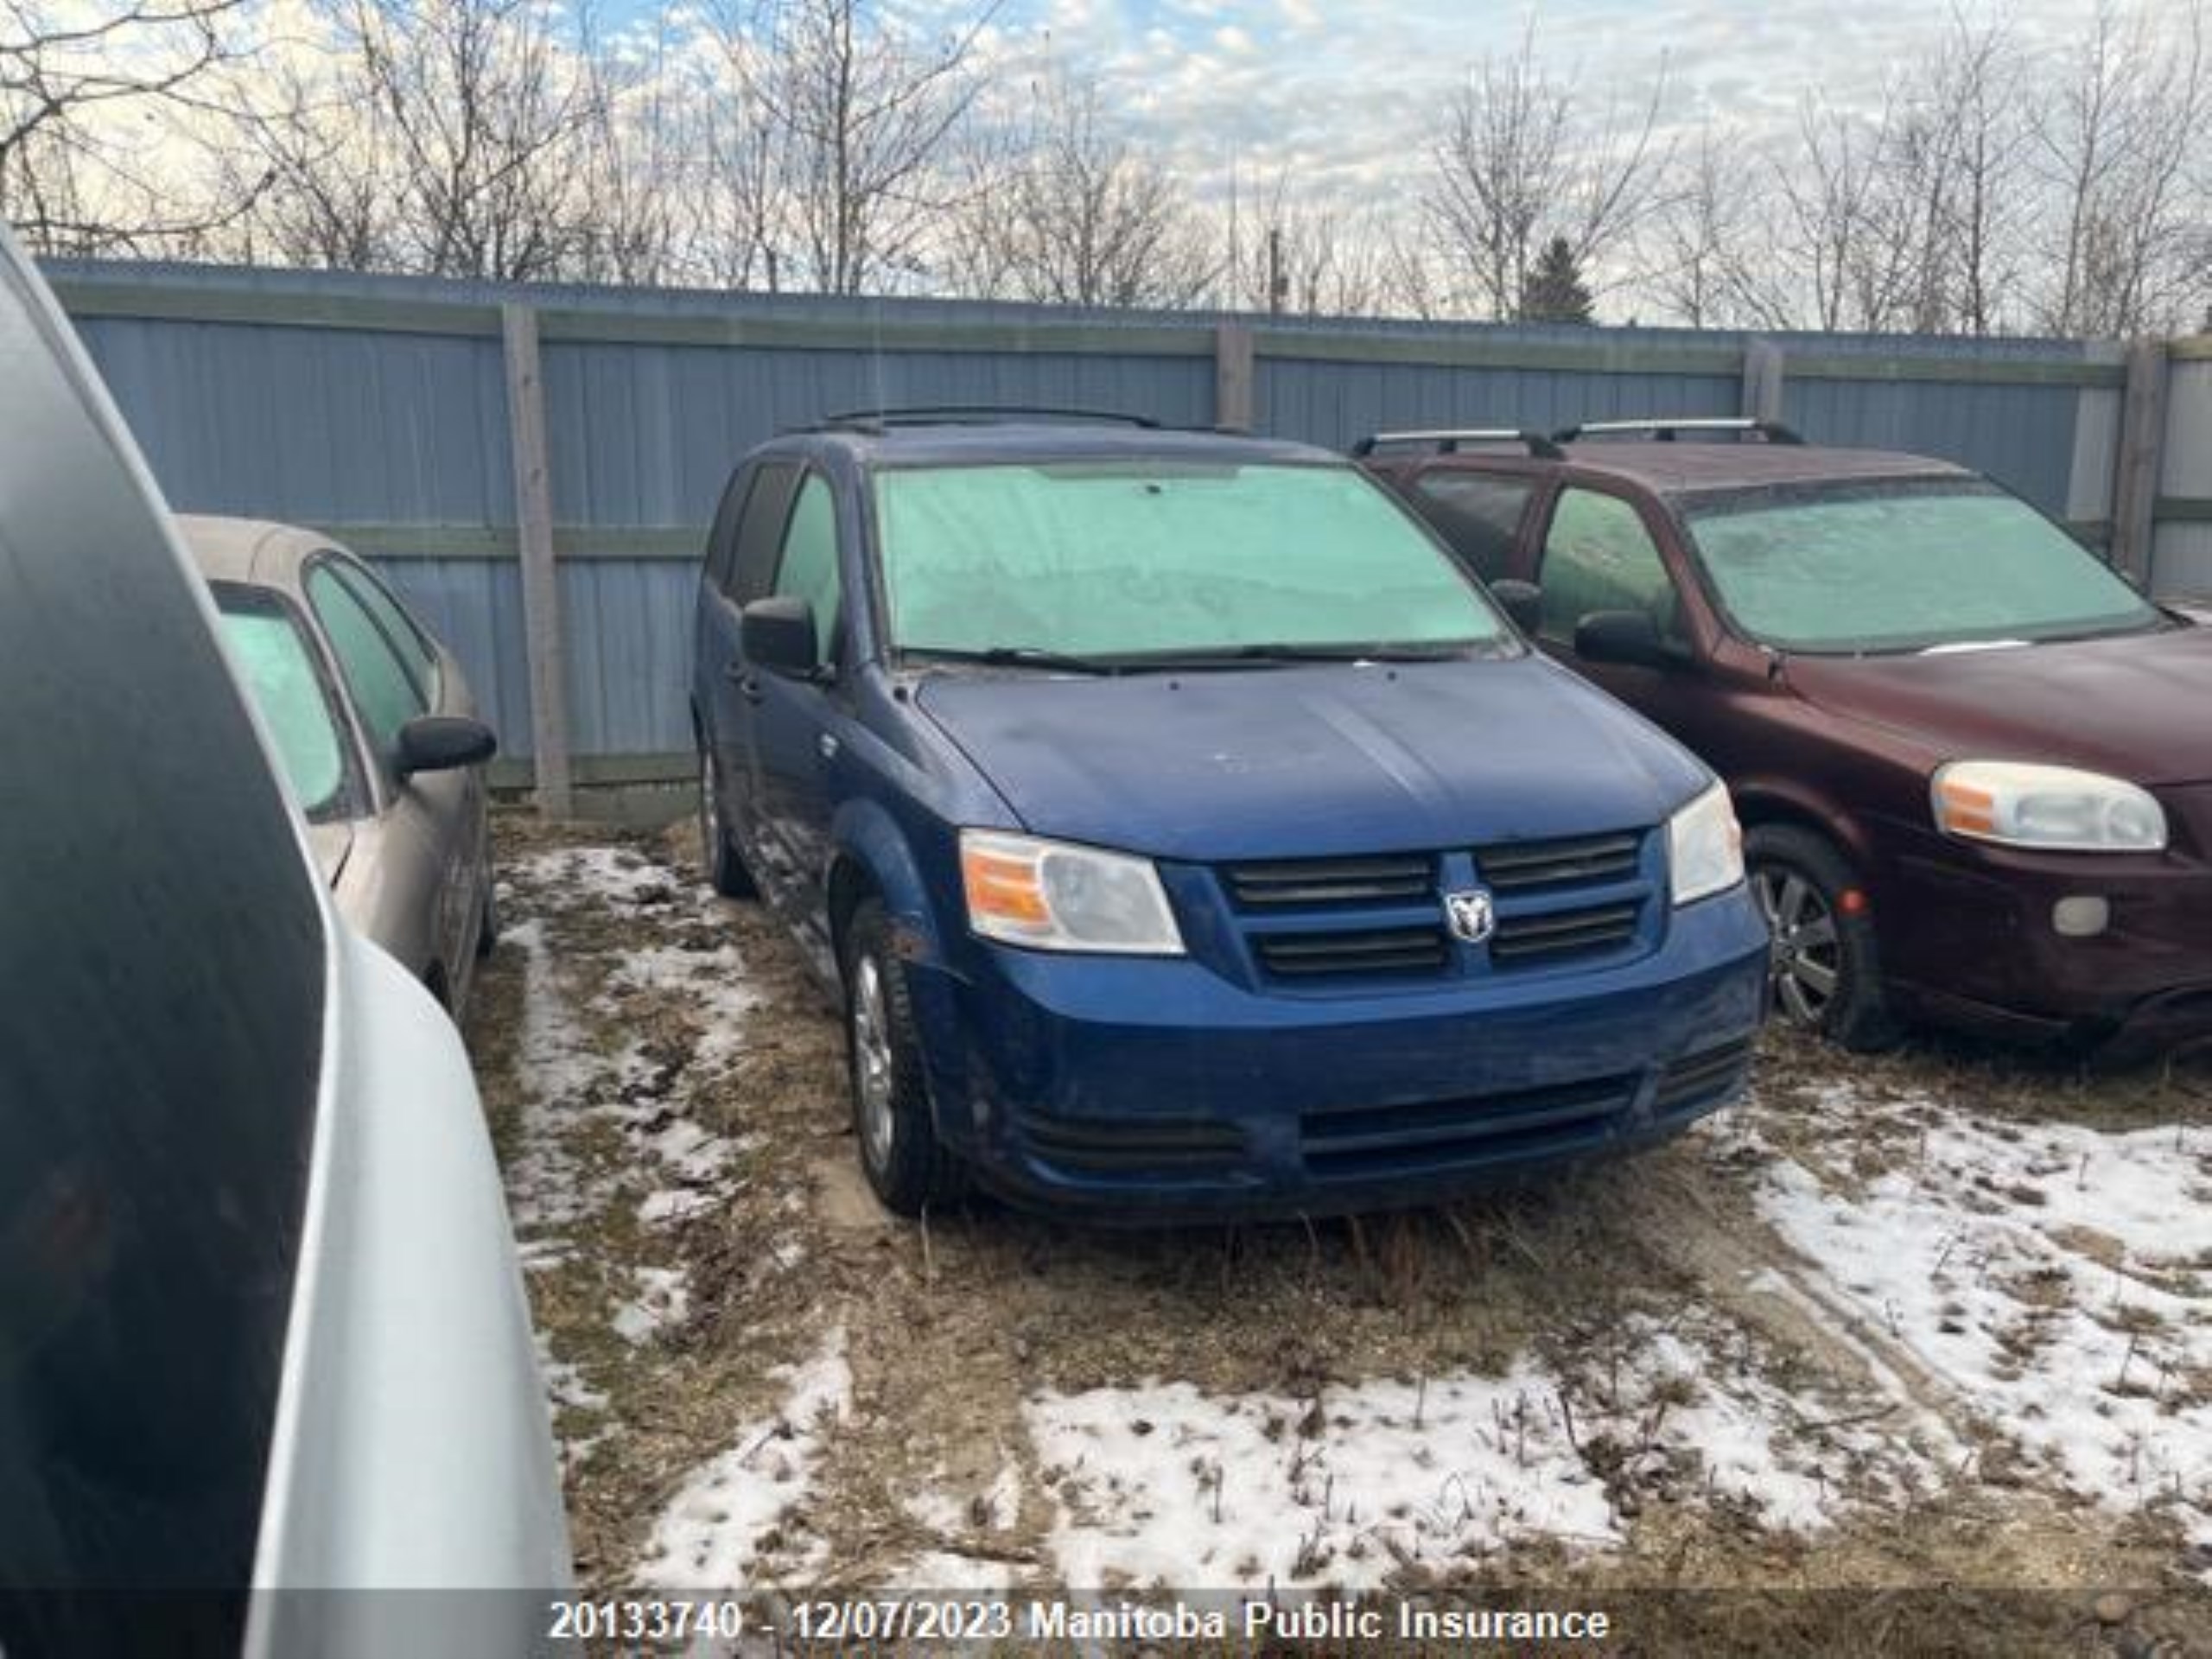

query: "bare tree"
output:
346 0 601 281
217 20 401 270
569 21 695 285
691 7 789 289
745 0 995 295
1643 122 1792 327
1771 93 1902 331
1420 20 1672 320
1212 169 1405 317
2031 0 2207 335
1930 15 2029 335
2 0 250 251
949 73 1213 308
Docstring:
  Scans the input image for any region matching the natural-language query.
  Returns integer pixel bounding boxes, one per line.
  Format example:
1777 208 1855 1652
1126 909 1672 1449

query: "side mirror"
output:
741 595 822 679
1573 609 1673 670
1489 579 1542 635
396 714 497 779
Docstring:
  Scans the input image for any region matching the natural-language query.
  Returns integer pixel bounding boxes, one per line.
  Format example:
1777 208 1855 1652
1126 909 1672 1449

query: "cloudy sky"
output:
916 0 2126 207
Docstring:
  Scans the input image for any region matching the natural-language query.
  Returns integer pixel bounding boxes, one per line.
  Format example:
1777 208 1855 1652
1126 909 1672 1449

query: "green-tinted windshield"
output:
873 461 1506 662
1684 479 2159 653
216 601 352 818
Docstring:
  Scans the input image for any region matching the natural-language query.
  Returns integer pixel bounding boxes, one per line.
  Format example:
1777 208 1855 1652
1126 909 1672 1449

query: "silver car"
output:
183 518 499 1016
0 228 568 1652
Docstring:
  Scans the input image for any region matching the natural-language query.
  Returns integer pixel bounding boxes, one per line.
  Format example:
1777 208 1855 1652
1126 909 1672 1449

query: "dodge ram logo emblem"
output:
1443 888 1497 945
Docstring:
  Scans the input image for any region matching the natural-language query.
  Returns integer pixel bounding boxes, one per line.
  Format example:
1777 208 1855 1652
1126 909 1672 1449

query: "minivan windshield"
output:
873 461 1510 664
1682 478 2160 654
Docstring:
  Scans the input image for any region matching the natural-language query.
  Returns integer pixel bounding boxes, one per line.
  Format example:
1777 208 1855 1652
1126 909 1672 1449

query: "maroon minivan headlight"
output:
1931 761 2167 854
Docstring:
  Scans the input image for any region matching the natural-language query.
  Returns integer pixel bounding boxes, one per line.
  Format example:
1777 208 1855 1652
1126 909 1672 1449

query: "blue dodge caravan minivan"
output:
690 413 1768 1219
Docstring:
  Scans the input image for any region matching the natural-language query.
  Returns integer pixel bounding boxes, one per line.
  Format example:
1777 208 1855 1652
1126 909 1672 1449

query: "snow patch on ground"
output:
501 846 766 1459
613 1265 693 1345
639 1186 719 1227
503 919 620 1233
985 1459 1022 1532
880 1551 1019 1592
1027 1367 1612 1590
1023 1306 1950 1592
537 845 683 906
1755 1089 2212 1539
637 1330 853 1588
901 1489 969 1534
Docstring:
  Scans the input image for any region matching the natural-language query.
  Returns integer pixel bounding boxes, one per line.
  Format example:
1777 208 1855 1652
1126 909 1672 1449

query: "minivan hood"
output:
1782 624 2212 786
913 658 1708 861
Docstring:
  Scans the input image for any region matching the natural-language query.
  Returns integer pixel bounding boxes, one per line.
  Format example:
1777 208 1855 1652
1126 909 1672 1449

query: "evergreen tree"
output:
1519 236 1595 324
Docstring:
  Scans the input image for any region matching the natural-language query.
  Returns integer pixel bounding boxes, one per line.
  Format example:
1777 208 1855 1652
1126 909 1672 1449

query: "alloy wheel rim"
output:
1754 867 1843 1027
852 955 896 1168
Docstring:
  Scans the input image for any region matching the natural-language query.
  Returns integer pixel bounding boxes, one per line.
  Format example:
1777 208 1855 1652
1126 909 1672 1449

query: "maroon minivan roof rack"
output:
1553 416 1804 445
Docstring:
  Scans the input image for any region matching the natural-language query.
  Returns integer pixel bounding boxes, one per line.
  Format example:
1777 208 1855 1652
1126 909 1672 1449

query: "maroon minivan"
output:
1360 420 2212 1057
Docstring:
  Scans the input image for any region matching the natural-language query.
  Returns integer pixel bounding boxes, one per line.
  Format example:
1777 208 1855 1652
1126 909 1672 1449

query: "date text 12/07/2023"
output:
544 1597 1617 1645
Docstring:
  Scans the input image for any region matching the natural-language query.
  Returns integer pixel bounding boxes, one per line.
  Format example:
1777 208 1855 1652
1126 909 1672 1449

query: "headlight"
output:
959 830 1185 954
1668 781 1745 906
1931 761 2166 853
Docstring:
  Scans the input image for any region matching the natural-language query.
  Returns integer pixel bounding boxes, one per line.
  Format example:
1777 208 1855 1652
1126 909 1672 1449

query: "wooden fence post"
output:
1740 339 1786 426
1214 321 1255 433
501 302 574 817
2111 337 2170 588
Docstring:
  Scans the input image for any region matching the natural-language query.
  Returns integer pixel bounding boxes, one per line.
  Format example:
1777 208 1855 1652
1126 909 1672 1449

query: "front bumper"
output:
1873 810 2212 1054
906 892 1770 1220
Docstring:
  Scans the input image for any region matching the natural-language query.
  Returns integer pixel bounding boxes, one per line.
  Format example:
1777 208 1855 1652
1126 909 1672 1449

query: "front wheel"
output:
1745 824 1898 1052
697 741 756 899
842 899 966 1216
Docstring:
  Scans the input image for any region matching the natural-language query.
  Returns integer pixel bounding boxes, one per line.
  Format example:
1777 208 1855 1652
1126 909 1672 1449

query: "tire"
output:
697 740 756 899
842 899 966 1216
1745 823 1899 1052
474 870 499 959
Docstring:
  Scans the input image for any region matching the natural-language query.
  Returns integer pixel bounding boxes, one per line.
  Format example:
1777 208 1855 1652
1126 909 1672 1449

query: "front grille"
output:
1301 1073 1639 1178
1491 901 1642 965
1474 831 1641 893
1218 828 1652 988
1652 1038 1755 1114
1224 854 1434 909
1019 1112 1248 1175
1253 926 1450 978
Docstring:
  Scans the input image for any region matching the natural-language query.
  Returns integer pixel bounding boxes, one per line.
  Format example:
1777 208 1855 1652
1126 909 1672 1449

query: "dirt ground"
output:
466 813 2212 1654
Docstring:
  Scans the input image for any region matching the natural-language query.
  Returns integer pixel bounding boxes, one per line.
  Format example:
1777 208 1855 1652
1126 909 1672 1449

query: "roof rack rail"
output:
1552 416 1803 445
1351 428 1566 461
817 404 1160 432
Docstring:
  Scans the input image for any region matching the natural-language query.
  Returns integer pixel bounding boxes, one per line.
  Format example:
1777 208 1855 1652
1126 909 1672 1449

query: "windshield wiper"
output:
900 645 1131 676
1160 641 1478 666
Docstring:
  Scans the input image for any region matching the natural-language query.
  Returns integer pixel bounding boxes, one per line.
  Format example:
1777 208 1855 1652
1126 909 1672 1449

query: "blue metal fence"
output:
47 260 2133 784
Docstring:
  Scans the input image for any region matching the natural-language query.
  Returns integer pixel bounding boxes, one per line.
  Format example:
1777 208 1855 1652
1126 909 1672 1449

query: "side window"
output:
213 586 360 821
772 474 842 664
702 468 750 594
729 461 802 605
330 558 439 702
1409 472 1535 582
1538 488 1681 645
307 565 429 755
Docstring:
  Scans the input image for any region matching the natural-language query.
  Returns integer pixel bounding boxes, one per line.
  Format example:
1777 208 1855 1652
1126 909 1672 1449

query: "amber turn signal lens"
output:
1934 779 1996 836
962 845 1050 925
